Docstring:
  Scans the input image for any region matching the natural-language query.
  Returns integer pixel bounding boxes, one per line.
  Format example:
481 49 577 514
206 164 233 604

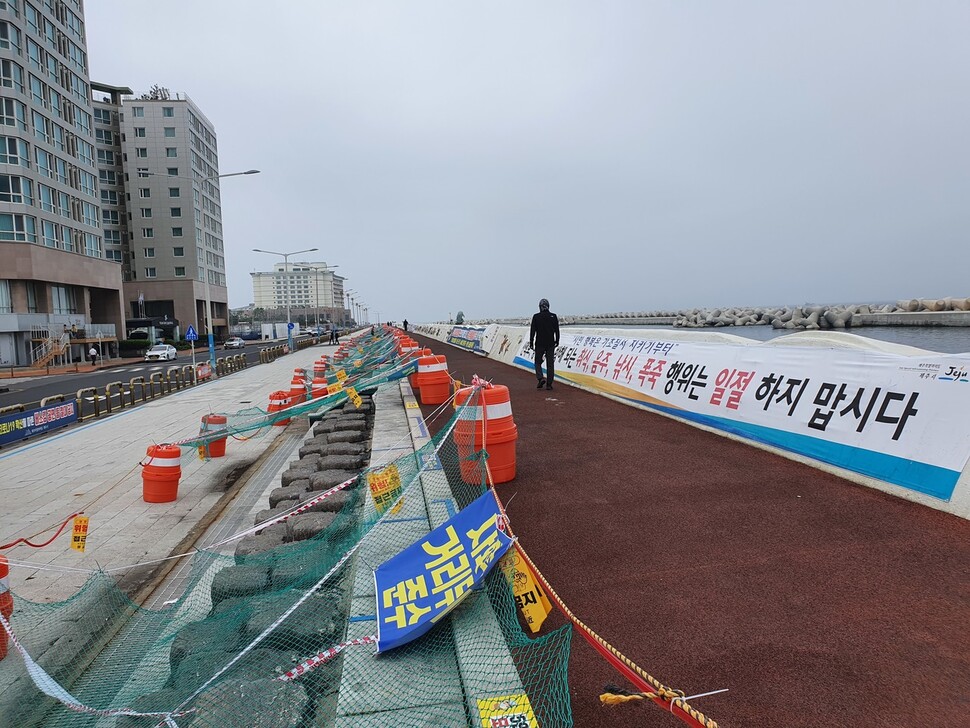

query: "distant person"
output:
70 323 78 338
403 319 409 332
88 345 98 366
329 327 337 345
530 298 560 390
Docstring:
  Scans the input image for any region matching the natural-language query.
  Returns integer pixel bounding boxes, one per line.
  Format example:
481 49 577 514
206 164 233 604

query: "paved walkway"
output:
0 344 332 603
409 331 970 728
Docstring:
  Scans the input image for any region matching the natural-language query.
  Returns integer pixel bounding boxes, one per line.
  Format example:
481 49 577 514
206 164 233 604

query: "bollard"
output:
141 444 182 502
417 355 451 405
199 414 228 458
0 554 12 661
453 384 518 484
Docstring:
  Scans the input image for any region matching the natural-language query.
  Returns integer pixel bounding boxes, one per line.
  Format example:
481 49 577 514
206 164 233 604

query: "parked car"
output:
224 337 245 349
144 344 178 361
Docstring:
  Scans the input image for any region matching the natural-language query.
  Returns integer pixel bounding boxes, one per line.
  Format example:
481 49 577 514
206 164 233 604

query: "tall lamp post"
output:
308 264 339 334
149 168 259 373
253 247 319 351
345 290 356 327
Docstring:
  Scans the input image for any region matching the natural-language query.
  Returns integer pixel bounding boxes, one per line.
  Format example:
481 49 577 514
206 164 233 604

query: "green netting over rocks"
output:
0 330 573 728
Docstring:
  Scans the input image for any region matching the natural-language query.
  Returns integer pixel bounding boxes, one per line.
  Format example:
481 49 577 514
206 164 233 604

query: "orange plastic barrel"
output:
418 355 451 405
453 384 518 484
289 369 307 404
0 554 12 661
409 349 433 390
200 414 228 458
142 444 182 502
268 390 291 426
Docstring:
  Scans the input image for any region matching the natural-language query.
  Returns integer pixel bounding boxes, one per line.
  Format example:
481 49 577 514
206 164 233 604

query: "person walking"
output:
530 298 559 390
403 319 409 332
88 345 98 367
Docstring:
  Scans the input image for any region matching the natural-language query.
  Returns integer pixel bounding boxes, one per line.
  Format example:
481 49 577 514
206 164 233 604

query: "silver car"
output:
224 337 245 349
144 344 178 361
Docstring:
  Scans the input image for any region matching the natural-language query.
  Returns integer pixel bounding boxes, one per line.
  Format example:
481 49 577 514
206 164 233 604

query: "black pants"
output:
534 344 556 383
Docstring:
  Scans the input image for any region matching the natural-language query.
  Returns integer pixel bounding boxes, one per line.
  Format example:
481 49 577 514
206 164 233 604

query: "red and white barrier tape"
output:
278 635 377 682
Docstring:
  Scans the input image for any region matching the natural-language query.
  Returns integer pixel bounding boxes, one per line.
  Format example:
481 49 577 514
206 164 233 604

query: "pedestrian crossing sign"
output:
185 325 198 341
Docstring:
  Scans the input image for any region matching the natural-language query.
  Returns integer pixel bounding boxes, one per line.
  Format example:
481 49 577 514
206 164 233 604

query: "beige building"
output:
0 0 125 366
91 85 231 342
251 262 345 324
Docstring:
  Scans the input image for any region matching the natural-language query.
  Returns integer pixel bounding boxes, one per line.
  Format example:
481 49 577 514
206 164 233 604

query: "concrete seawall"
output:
855 310 970 326
417 323 970 520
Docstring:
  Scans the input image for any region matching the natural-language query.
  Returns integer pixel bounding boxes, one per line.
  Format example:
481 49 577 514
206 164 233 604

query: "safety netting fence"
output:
0 329 575 727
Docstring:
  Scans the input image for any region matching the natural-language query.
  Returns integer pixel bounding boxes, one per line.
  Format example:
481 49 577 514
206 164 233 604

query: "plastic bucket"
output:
200 414 228 458
453 384 518 484
142 444 182 503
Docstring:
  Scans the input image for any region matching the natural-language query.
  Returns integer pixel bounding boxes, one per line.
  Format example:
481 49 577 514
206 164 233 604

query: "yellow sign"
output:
500 549 552 633
336 369 347 382
367 464 402 515
477 693 538 728
70 515 89 553
327 383 344 396
353 359 362 368
347 386 363 409
405 401 419 409
453 380 463 408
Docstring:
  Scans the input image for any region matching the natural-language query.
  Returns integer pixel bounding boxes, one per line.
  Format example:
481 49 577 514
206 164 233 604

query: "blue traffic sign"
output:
185 325 198 341
287 322 295 330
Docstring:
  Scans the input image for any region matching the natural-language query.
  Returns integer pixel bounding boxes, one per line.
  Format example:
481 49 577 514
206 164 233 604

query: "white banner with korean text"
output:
514 333 970 500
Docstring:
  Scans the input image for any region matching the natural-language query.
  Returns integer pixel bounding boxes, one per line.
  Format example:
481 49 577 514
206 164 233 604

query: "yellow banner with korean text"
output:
70 515 89 553
477 693 539 728
500 547 552 633
367 464 402 515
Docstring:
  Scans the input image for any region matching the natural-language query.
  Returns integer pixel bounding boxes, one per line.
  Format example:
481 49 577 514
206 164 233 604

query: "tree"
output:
252 307 265 322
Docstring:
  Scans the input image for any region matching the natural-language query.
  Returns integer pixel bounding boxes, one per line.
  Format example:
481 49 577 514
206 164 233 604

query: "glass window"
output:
142 229 154 239
1 59 25 94
172 227 182 237
0 135 29 167
144 247 154 257
174 266 185 277
136 147 147 158
0 280 12 314
139 188 150 198
168 187 180 198
51 285 78 314
145 267 156 278
164 127 175 137
133 127 146 137
0 212 37 242
0 175 32 204
170 207 181 217
173 246 184 256
140 207 152 218
165 147 177 157
132 106 144 117
0 98 27 131
42 219 58 248
162 107 174 117
136 168 149 178
167 167 178 176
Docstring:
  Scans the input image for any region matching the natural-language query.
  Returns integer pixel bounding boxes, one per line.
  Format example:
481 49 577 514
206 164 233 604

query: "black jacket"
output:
530 310 560 348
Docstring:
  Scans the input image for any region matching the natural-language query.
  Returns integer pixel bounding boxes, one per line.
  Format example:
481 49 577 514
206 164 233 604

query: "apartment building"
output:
0 0 125 366
251 262 345 323
91 85 230 342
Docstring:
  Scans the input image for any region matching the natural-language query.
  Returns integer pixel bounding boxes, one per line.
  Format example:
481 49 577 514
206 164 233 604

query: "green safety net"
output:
0 330 573 728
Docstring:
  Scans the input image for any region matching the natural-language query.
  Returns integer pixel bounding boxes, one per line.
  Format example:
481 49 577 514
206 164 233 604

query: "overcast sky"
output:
84 1 969 323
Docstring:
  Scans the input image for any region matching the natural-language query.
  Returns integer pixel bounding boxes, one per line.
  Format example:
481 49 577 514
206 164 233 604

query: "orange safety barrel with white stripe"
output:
453 384 518 484
268 391 291 426
418 355 451 405
141 444 182 503
0 554 12 661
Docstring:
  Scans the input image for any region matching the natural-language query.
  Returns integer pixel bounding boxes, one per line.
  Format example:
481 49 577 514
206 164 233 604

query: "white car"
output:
223 337 245 349
144 344 178 361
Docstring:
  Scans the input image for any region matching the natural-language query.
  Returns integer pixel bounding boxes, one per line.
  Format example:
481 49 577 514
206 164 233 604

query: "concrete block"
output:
288 512 338 542
270 484 310 508
186 678 308 728
234 532 288 564
170 617 244 671
210 564 271 607
309 470 359 491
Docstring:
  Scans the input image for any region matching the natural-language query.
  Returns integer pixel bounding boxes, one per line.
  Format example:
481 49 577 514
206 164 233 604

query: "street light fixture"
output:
253 247 319 350
147 168 260 374
345 290 356 327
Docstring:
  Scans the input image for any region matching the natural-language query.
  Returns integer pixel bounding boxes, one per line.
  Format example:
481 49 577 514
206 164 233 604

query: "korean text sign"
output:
514 333 970 500
0 401 78 447
374 491 513 652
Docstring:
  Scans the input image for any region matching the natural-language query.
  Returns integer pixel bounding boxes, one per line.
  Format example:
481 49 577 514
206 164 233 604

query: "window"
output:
0 175 32 204
162 107 174 117
51 285 77 314
133 127 146 137
96 149 115 165
167 167 178 176
100 189 118 205
142 228 154 239
0 98 27 131
42 219 58 248
173 246 184 256
93 107 111 124
132 106 144 117
101 209 119 225
170 207 181 217
174 266 185 277
172 227 183 237
145 267 156 278
135 147 147 158
0 136 29 167
139 188 150 198
144 247 155 257
0 280 11 314
165 147 177 157
164 127 175 137
0 212 37 242
140 207 152 218
0 22 21 55
1 59 25 94
168 187 180 198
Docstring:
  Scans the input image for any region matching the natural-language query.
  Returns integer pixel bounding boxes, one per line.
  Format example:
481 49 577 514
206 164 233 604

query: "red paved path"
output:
411 332 970 728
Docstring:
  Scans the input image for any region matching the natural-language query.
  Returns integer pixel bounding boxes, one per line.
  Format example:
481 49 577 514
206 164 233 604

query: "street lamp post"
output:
149 169 260 374
345 290 356 327
253 247 319 351
308 264 339 334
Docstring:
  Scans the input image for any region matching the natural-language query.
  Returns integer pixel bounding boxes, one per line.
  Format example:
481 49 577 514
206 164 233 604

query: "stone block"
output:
288 512 337 542
309 470 359 491
234 532 287 564
210 564 271 607
186 678 308 728
269 484 309 508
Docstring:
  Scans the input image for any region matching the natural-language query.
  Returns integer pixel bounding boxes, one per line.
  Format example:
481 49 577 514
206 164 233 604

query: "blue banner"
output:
0 401 78 447
374 491 513 652
447 326 487 354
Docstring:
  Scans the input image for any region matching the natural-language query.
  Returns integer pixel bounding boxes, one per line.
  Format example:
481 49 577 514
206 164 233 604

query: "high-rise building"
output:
91 85 230 342
251 262 345 323
0 0 125 366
